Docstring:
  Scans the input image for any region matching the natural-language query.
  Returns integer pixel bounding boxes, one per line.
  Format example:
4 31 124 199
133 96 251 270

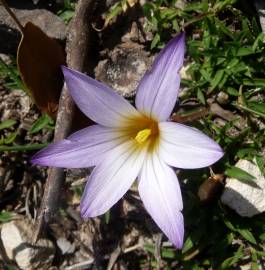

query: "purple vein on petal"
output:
62 66 141 128
80 140 148 217
136 32 185 121
158 122 224 169
31 125 130 168
138 152 184 248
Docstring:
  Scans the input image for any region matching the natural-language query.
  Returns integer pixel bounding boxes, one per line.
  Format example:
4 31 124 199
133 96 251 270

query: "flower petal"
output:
138 153 184 248
135 33 185 121
158 122 224 169
62 66 141 127
31 125 128 168
81 140 147 217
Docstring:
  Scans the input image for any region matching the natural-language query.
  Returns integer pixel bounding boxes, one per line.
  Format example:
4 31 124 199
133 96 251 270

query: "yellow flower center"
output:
135 128 152 144
131 117 159 149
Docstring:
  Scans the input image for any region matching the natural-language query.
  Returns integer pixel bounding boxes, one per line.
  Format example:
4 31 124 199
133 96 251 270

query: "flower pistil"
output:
135 128 152 144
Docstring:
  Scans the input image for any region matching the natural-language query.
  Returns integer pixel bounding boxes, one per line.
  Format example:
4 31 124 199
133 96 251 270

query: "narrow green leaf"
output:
256 250 265 257
0 58 27 93
172 19 180 32
241 18 252 40
216 57 226 65
104 2 123 27
215 17 234 39
234 103 265 119
225 166 256 182
252 33 264 51
0 211 12 223
58 10 75 22
255 156 265 176
142 2 154 19
160 8 178 20
227 58 239 69
231 62 248 74
221 245 243 269
236 148 257 159
252 17 260 36
200 69 211 81
213 0 236 11
251 249 258 262
247 101 265 115
30 114 53 134
259 232 265 242
6 265 16 270
223 218 236 231
3 132 17 144
226 87 239 96
220 256 237 269
237 47 254 56
0 119 16 130
151 33 160 49
218 73 229 89
210 69 225 91
104 210 110 224
234 245 244 260
243 78 265 87
161 248 176 259
194 266 204 270
251 262 259 270
144 244 155 254
182 236 194 254
238 228 257 244
184 1 208 12
197 88 206 105
0 143 49 152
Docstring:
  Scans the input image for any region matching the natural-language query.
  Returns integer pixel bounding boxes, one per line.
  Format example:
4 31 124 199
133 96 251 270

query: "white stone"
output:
1 218 55 270
221 159 265 217
255 0 265 39
241 263 261 270
57 237 75 255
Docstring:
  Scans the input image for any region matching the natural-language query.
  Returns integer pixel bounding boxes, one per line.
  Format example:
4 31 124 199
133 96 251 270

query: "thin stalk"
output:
0 143 48 152
31 0 98 244
0 0 24 33
233 103 265 119
171 108 209 123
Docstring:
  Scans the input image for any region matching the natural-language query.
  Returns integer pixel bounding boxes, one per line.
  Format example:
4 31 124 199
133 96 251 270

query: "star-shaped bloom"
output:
31 33 223 248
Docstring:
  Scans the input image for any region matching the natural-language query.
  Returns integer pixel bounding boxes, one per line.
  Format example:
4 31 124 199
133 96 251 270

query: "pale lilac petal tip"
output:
31 125 127 168
136 32 185 121
158 122 224 169
138 154 184 249
61 66 141 128
80 141 147 218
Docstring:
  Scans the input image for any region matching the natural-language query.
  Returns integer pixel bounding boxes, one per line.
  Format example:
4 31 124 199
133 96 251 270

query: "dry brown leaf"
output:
17 22 65 118
198 173 224 202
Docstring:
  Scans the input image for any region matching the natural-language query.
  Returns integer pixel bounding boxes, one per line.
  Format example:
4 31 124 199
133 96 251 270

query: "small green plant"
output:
57 0 76 23
0 211 13 223
0 57 26 92
138 1 265 269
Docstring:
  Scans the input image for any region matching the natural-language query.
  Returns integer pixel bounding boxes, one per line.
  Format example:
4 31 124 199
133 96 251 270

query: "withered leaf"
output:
17 22 65 118
198 174 224 203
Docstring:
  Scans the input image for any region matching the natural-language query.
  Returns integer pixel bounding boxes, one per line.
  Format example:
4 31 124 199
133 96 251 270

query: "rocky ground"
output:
0 1 169 269
0 0 265 269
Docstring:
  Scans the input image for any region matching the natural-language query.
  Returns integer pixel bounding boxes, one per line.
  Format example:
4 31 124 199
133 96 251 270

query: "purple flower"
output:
31 33 223 248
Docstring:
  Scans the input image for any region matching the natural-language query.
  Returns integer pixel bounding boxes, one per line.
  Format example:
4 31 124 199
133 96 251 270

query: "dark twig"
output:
171 107 209 123
0 0 24 33
107 245 121 270
182 12 211 30
32 0 98 243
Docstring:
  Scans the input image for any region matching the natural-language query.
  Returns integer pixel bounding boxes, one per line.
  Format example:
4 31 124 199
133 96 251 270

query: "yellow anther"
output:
135 128 152 144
